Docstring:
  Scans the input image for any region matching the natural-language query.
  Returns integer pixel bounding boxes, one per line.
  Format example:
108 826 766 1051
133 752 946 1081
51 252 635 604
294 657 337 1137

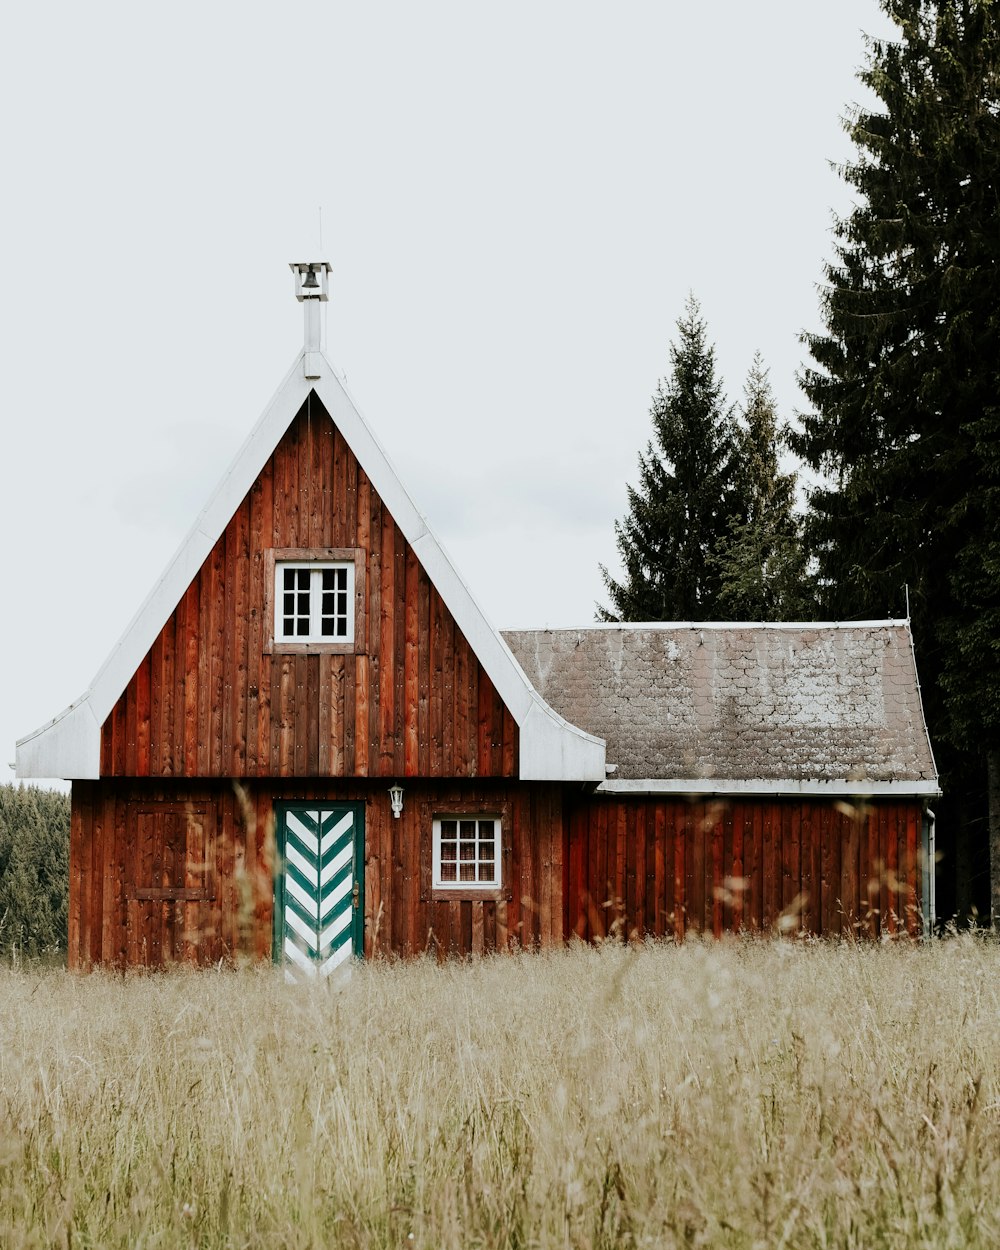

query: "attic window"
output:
278 563 352 641
266 548 366 654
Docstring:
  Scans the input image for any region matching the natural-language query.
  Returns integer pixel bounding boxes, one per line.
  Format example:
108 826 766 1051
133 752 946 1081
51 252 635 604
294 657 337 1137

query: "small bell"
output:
302 264 320 290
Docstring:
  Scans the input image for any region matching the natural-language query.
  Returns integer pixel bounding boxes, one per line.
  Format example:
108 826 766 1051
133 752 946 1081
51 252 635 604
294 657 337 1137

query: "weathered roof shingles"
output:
503 623 936 786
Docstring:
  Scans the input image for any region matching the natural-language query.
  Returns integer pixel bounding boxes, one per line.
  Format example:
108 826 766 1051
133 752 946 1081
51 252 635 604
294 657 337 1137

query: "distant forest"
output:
0 784 69 958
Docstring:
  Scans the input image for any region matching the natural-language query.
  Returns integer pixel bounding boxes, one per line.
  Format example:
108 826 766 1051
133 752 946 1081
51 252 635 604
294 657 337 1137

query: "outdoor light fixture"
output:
388 784 404 819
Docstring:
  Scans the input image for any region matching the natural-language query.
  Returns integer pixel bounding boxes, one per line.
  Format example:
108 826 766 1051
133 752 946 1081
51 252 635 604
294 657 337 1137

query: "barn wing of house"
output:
17 265 940 970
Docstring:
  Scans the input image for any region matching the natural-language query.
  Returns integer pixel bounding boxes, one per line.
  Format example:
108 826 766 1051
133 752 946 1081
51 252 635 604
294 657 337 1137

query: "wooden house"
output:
16 263 940 971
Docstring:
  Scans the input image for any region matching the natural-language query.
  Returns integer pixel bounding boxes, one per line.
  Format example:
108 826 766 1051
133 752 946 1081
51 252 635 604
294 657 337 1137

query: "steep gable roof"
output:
17 346 605 781
504 622 939 796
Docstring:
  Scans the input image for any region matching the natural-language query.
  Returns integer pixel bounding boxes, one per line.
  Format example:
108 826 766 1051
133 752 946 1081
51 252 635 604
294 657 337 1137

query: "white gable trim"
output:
16 350 605 782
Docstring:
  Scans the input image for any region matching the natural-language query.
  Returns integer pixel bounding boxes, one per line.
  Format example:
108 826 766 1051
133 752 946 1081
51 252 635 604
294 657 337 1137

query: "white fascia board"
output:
597 778 942 798
518 702 606 781
16 355 313 780
15 699 101 780
18 349 604 783
87 353 313 726
310 364 606 782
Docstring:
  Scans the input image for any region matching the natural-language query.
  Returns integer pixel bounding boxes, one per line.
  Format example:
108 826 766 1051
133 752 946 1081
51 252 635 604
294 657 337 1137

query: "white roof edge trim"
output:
508 619 910 632
18 348 605 783
15 351 313 779
309 366 605 781
85 351 313 724
597 778 942 797
16 700 100 780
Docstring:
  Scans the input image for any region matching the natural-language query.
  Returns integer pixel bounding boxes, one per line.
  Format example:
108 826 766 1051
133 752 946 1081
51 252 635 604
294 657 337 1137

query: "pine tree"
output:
714 354 812 620
0 784 70 959
599 296 738 621
792 1 1000 918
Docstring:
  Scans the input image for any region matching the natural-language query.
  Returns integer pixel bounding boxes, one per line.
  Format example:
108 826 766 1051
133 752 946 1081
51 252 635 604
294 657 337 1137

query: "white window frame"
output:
275 560 354 644
432 814 502 891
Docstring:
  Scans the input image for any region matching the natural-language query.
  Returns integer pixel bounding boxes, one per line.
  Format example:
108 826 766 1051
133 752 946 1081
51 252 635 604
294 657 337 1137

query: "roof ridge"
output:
503 619 910 633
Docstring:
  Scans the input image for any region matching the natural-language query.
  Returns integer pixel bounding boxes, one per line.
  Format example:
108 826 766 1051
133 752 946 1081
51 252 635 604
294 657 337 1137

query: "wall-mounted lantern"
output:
388 784 404 820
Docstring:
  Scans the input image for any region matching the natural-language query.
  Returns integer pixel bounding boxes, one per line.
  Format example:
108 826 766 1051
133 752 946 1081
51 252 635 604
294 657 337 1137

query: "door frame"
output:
271 800 366 964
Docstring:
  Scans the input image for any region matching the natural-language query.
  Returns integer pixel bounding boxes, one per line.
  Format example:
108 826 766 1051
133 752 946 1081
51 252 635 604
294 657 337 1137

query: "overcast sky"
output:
1 1 895 784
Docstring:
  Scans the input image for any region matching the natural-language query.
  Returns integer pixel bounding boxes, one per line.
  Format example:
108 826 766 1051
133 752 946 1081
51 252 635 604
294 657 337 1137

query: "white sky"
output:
1 1 894 784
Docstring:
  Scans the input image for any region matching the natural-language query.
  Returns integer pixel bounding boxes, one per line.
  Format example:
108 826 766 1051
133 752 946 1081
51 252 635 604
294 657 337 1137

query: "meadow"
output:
1 935 998 1249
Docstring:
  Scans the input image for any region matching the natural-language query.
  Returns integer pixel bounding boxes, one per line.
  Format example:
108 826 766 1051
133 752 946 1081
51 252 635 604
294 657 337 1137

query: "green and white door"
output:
274 804 364 978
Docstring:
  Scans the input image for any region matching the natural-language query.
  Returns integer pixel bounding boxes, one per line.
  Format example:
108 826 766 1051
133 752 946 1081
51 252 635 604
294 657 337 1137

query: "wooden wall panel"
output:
564 796 926 942
100 396 518 780
69 778 562 970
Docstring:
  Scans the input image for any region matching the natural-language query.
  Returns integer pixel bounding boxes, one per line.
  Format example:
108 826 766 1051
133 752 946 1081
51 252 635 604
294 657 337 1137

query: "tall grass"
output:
1 935 998 1248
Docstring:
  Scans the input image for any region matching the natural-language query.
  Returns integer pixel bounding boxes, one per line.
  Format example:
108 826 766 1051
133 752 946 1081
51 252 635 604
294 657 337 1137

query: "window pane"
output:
297 592 309 614
321 619 335 636
283 569 296 590
283 617 295 634
283 593 295 614
436 815 502 888
336 620 347 637
337 592 347 615
322 569 335 591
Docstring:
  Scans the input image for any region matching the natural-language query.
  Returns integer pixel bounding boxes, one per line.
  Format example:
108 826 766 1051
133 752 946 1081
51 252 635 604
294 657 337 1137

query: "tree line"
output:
600 0 999 921
0 784 69 958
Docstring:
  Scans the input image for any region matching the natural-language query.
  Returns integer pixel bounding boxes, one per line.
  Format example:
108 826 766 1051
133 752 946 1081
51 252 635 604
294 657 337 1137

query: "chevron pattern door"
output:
274 805 364 979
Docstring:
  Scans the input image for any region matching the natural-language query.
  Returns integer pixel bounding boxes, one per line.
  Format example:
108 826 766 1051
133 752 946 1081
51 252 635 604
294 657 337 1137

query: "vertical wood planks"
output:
69 784 930 967
560 796 927 946
99 396 519 780
403 548 419 775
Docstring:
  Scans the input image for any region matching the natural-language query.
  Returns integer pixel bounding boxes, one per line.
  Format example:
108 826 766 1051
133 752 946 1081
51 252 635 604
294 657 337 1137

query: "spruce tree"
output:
715 354 812 620
0 784 70 959
792 1 1000 918
599 296 738 621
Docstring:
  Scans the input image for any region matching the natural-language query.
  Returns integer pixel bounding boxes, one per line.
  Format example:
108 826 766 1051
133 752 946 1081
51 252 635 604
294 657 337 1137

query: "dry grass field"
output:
1 935 998 1249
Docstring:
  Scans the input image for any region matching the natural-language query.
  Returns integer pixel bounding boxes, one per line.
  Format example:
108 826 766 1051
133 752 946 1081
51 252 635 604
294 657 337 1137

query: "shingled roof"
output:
503 622 939 796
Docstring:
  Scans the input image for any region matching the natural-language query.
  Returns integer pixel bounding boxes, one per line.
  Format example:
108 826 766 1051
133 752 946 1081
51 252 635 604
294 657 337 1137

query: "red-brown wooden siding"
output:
69 779 563 969
563 796 924 941
70 783 926 968
99 395 518 780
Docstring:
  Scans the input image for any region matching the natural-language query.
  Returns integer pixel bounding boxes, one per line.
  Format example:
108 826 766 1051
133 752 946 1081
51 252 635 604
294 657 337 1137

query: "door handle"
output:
352 882 360 909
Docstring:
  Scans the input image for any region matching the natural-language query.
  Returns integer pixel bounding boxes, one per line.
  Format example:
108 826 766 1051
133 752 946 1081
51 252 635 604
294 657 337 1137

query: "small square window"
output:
275 561 354 644
432 815 501 890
